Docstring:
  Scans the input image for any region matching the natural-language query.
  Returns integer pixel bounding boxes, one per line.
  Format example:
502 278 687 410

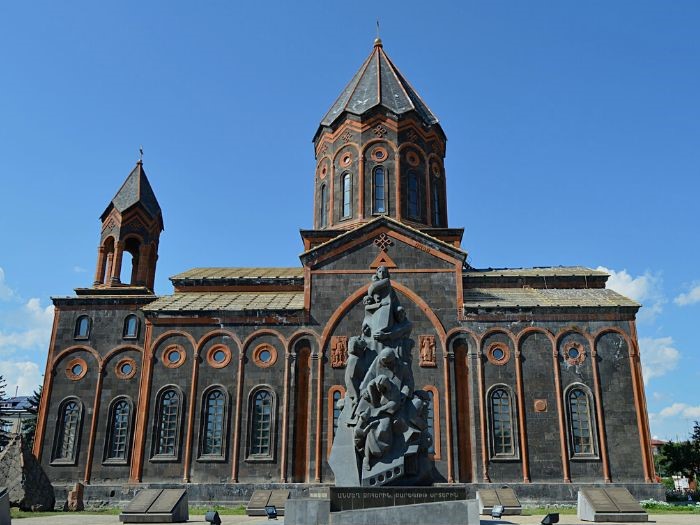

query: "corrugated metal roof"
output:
464 266 608 278
171 267 303 280
462 288 638 308
144 292 305 312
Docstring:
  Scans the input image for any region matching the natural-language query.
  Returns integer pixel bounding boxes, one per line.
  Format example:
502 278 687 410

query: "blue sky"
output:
0 1 698 441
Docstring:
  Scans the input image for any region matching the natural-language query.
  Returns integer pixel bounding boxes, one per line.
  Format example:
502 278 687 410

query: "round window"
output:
486 344 510 365
66 357 88 380
206 345 232 368
115 357 137 379
252 344 277 368
568 347 580 359
162 345 186 368
375 150 384 159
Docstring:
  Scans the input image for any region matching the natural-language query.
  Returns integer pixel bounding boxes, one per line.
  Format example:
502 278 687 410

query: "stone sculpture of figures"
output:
329 266 433 486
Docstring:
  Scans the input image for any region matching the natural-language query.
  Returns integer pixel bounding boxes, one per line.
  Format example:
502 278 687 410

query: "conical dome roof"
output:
319 40 439 128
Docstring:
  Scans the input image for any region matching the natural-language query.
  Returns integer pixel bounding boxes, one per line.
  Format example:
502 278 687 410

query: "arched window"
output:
153 388 181 458
567 386 596 457
248 388 275 459
74 316 90 339
53 398 81 463
373 166 386 213
123 315 139 339
407 171 420 219
320 184 328 227
341 172 352 218
432 180 441 226
200 388 227 458
105 398 131 462
488 386 518 458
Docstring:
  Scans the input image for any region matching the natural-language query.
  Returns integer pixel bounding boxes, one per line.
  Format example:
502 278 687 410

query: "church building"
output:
33 39 659 500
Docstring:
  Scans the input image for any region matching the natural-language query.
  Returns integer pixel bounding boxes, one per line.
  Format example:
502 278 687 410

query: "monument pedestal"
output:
285 487 479 525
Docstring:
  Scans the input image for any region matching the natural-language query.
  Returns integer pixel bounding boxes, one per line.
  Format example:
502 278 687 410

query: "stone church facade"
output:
34 39 658 498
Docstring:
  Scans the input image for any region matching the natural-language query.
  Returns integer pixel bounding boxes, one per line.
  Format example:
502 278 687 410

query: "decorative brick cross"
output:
373 233 393 251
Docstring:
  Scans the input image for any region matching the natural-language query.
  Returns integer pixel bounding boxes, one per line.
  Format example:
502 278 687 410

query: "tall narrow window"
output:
489 387 517 458
407 171 420 219
373 166 386 213
123 315 138 339
320 184 328 227
105 398 131 462
432 181 441 226
567 387 595 456
53 399 81 462
154 389 180 458
342 173 352 218
201 389 226 457
74 316 90 339
426 390 435 454
249 389 274 458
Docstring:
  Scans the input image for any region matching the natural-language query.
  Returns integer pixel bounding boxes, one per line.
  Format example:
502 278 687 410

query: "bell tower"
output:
93 160 164 291
312 38 448 231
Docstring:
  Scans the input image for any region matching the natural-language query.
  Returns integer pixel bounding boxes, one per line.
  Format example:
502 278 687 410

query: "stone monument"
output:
0 434 55 511
329 267 433 487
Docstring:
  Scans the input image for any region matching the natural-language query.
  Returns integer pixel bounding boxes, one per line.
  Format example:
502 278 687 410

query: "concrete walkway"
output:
9 513 700 525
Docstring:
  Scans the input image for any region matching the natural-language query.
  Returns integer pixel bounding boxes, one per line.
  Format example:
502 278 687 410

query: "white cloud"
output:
0 267 15 301
73 265 87 274
674 282 700 306
639 336 680 383
597 266 665 322
0 298 54 355
0 360 42 396
654 403 700 420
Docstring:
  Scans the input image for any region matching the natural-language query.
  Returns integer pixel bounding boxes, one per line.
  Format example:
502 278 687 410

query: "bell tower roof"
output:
100 160 163 229
318 39 440 130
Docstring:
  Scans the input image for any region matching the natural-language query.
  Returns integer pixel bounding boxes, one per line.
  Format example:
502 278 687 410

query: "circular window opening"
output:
486 344 510 365
162 345 186 368
568 347 580 359
206 345 232 368
66 357 88 380
342 154 352 166
375 151 384 159
115 357 137 379
252 344 277 368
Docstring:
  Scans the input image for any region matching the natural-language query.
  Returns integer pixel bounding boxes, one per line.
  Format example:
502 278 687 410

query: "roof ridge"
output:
379 47 415 113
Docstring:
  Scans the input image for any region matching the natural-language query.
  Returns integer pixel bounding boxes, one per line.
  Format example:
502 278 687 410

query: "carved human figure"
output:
353 374 402 471
419 335 436 366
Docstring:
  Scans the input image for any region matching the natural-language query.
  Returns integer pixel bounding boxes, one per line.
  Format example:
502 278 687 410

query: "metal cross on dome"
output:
373 233 393 251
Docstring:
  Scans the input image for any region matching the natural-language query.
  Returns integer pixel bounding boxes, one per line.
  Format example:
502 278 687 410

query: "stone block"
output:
0 487 10 525
577 488 648 522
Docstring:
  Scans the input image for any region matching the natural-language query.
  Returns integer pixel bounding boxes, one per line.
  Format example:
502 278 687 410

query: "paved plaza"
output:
9 512 700 525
